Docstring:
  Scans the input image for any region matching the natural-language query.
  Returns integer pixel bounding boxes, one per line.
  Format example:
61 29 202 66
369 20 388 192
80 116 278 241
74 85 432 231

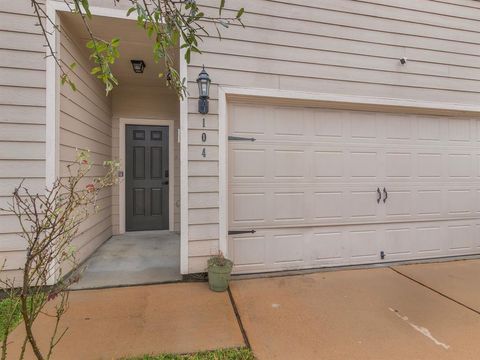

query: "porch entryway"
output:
71 231 181 290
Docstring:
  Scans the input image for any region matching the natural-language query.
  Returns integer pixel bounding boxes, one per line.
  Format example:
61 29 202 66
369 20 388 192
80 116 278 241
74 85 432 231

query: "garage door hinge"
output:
228 136 256 142
228 229 256 235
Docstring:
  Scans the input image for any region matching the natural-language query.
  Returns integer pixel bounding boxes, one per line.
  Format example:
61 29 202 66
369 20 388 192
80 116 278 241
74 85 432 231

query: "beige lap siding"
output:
186 0 480 272
58 19 114 275
0 1 46 284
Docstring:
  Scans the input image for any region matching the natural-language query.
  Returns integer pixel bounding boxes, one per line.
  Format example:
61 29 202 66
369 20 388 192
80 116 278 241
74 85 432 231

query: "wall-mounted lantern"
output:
196 65 211 114
130 60 146 73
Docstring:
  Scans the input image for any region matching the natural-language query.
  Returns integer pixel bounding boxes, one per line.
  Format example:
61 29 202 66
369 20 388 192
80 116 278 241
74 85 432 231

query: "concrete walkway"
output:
72 231 181 289
231 261 480 360
8 283 244 360
8 259 480 360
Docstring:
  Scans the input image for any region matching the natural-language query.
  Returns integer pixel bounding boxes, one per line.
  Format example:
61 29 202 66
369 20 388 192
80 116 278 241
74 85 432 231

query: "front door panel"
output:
126 125 169 231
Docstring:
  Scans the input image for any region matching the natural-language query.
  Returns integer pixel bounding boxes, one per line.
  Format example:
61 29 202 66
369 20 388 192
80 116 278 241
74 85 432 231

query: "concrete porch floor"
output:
71 230 181 290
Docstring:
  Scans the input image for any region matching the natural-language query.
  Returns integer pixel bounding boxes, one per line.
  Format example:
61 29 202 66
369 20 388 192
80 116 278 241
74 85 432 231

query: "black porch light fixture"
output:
196 65 211 114
130 60 146 74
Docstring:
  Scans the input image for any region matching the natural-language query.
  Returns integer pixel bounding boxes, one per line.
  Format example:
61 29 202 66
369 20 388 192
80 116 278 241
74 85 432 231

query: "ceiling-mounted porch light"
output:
196 65 211 114
130 60 146 74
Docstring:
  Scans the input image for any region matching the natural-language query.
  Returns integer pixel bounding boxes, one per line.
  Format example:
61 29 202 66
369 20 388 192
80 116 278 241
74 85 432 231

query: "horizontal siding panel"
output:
0 215 24 234
200 7 480 59
189 208 219 225
189 239 219 257
0 250 25 270
60 145 110 164
0 142 45 159
0 31 44 52
188 130 219 146
0 123 45 142
189 224 219 241
189 146 218 161
0 233 27 252
0 49 45 70
203 0 480 46
0 160 44 179
60 96 112 131
60 129 111 156
188 114 219 130
199 37 480 83
0 105 45 124
191 52 480 94
0 178 45 196
61 112 112 145
0 86 45 106
189 161 218 177
189 192 219 209
188 177 219 193
188 255 208 273
0 12 41 34
0 0 41 15
206 21 480 71
271 0 480 30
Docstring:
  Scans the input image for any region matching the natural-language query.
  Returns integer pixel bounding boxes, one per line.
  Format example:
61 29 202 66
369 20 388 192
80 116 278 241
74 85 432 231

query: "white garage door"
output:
228 102 480 274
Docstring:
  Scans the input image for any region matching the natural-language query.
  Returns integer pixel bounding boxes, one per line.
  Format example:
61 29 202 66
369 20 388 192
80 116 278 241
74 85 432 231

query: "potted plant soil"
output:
207 252 233 292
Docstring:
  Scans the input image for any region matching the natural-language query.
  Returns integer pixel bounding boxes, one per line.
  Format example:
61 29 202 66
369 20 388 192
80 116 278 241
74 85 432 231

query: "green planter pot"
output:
207 258 233 292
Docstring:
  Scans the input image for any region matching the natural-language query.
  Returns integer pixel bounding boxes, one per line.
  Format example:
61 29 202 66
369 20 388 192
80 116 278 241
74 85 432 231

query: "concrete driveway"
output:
230 259 480 360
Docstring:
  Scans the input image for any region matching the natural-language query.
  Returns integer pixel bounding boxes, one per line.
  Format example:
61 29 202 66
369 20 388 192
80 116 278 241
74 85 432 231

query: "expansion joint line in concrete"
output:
227 288 252 350
389 267 480 316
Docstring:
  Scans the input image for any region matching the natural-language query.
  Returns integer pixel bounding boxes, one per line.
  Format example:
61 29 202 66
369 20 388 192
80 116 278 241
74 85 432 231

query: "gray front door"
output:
126 125 169 231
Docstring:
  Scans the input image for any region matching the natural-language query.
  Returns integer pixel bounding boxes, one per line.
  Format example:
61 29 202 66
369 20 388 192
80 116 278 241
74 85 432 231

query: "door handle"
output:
383 187 388 203
163 181 169 185
377 187 381 204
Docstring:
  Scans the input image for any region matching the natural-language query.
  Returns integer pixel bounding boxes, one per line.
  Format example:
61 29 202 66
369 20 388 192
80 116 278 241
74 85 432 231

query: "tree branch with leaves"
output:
31 0 245 97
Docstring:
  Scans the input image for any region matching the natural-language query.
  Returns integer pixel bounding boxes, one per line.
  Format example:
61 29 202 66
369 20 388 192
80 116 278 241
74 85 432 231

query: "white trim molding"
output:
217 86 480 259
119 118 175 233
45 1 60 191
179 40 189 274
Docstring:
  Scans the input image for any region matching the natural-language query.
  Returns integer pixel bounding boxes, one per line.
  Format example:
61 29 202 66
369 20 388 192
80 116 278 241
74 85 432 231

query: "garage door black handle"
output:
383 187 388 203
377 188 381 204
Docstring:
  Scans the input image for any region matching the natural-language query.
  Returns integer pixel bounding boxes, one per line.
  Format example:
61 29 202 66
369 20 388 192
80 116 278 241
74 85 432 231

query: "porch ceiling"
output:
60 11 180 88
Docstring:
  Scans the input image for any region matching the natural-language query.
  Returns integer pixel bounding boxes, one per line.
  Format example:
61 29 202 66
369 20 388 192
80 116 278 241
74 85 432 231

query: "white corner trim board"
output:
179 39 189 274
119 118 176 234
217 86 480 260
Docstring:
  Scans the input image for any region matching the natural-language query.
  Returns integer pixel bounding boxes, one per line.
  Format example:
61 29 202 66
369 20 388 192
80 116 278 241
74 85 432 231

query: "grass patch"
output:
0 297 22 341
126 347 254 360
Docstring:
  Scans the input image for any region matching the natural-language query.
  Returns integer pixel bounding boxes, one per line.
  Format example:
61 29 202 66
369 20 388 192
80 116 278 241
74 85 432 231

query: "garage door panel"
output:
448 224 474 252
310 231 344 262
447 189 474 215
228 102 480 273
385 116 413 141
384 227 414 258
385 152 413 178
416 190 443 216
448 118 472 142
349 229 379 261
416 226 444 255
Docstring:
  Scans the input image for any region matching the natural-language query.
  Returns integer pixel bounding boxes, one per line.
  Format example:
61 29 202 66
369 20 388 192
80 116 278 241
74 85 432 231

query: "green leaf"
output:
219 0 225 15
69 62 77 70
81 0 91 18
185 48 191 63
126 6 136 17
236 7 244 19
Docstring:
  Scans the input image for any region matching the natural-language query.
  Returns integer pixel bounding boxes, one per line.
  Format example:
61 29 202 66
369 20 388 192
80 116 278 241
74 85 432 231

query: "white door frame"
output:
218 86 480 259
119 118 175 233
